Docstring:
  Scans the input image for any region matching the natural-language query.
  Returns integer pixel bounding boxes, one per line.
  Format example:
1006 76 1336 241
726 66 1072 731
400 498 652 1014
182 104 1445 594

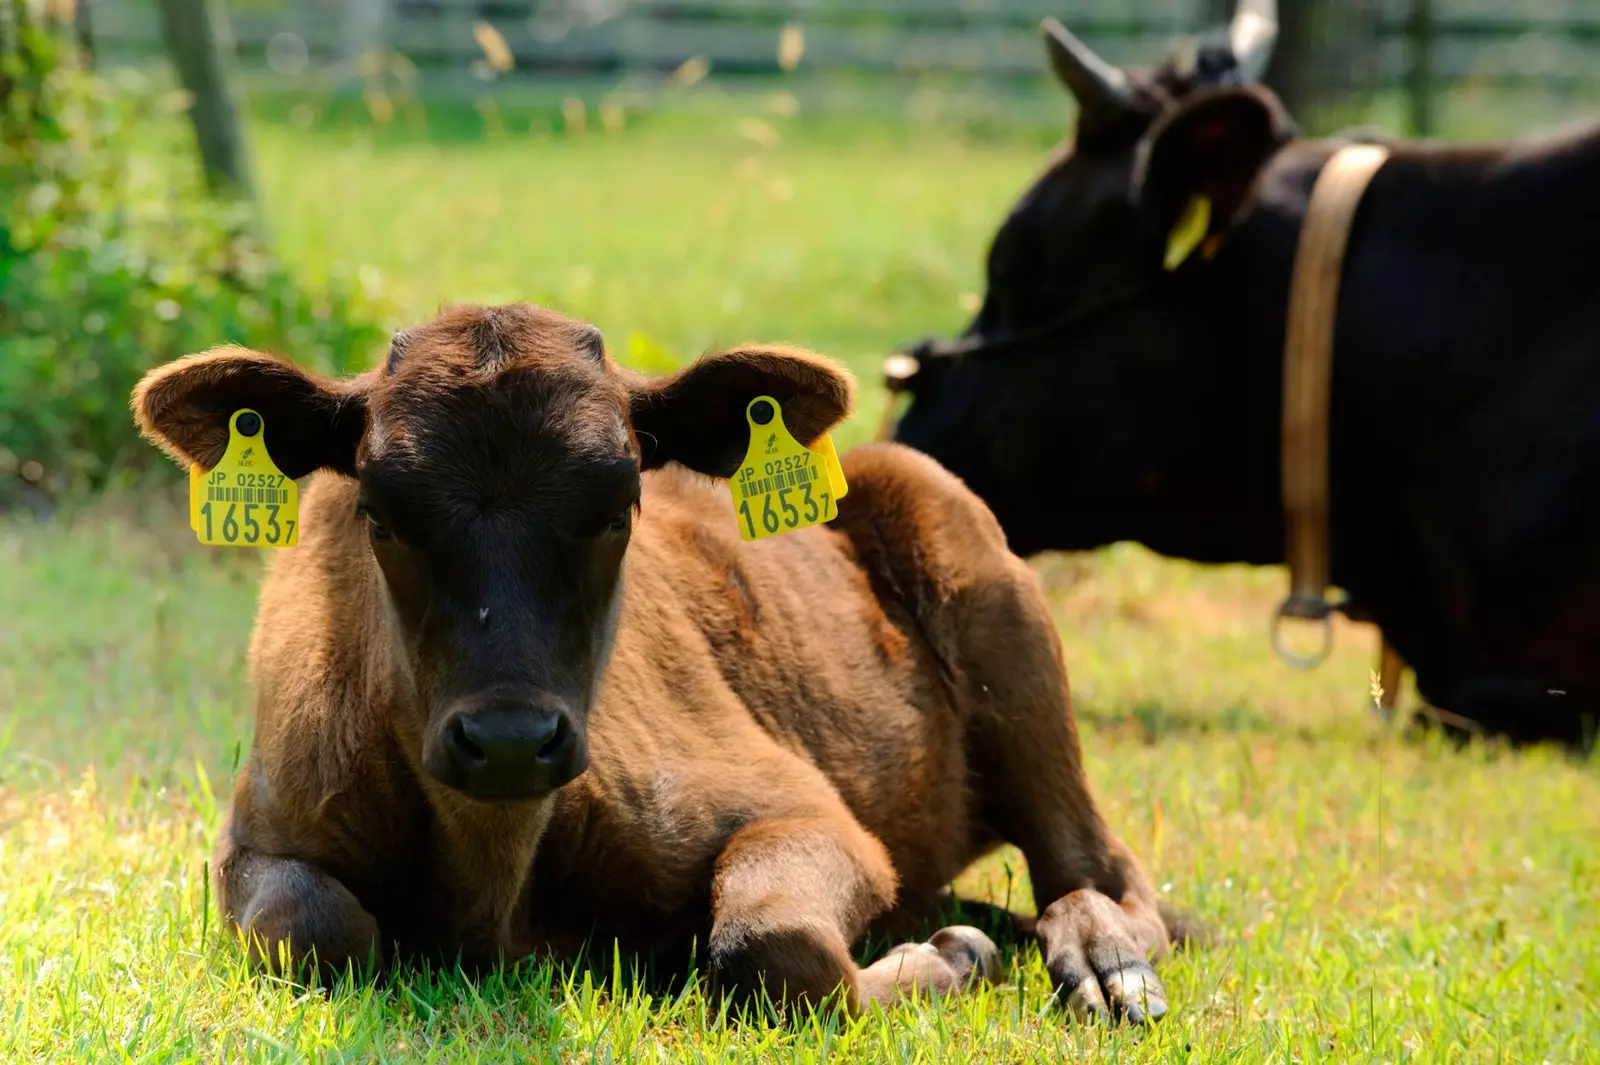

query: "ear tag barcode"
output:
188 408 300 548
729 396 848 542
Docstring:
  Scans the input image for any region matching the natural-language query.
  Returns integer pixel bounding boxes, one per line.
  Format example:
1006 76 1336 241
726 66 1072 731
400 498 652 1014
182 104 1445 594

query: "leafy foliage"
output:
0 17 388 496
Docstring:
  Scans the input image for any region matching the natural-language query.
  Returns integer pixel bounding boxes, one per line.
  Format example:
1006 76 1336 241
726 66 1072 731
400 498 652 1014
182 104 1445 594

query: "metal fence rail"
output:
88 0 1600 126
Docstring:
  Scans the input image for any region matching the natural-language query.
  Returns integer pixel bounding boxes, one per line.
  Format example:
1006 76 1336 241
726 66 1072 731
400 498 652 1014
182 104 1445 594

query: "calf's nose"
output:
429 698 587 799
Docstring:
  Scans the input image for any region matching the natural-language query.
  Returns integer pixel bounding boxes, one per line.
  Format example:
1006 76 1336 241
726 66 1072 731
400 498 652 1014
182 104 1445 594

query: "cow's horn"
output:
1040 18 1134 113
1230 0 1278 82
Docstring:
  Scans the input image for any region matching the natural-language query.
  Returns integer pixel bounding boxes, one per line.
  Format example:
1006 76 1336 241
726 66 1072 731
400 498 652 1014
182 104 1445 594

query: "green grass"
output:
249 95 1033 450
3 101 1599 1062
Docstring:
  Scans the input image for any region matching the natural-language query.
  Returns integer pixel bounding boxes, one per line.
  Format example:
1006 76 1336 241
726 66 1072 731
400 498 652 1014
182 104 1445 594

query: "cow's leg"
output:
709 816 996 1012
706 812 899 1012
216 832 383 980
817 444 1174 1018
1441 674 1597 748
951 560 1173 1023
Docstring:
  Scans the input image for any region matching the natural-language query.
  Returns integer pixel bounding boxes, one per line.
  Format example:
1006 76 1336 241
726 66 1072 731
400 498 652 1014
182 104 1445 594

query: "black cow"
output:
891 0 1600 746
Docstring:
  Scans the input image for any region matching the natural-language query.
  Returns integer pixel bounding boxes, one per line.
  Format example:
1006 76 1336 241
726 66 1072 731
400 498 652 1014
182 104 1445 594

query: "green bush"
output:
0 18 390 497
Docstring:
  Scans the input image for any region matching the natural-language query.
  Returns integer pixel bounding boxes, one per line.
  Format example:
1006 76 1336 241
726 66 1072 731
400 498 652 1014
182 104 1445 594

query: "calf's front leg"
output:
952 561 1175 1022
706 814 902 1013
215 830 383 980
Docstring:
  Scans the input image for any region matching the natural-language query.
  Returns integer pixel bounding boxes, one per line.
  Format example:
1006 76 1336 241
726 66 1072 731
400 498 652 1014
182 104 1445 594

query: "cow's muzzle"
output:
877 350 925 441
424 694 588 800
883 351 922 394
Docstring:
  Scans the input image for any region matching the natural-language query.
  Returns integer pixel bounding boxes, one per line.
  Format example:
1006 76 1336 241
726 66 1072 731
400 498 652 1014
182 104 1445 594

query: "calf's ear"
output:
131 346 369 478
627 345 855 476
1132 85 1294 256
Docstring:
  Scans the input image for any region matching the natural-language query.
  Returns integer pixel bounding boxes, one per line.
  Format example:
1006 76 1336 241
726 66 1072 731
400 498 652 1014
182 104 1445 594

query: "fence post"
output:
1263 0 1317 125
1 0 45 127
154 0 256 199
0 0 19 112
72 0 94 67
343 0 386 60
1406 0 1435 136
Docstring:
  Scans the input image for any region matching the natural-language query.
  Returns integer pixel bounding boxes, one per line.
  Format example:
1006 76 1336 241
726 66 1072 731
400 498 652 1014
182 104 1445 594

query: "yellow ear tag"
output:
188 464 202 531
189 409 300 548
812 432 849 501
1164 195 1212 271
729 396 847 542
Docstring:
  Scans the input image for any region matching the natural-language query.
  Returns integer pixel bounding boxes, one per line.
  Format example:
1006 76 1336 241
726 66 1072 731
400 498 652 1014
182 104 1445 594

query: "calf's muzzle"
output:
424 693 588 800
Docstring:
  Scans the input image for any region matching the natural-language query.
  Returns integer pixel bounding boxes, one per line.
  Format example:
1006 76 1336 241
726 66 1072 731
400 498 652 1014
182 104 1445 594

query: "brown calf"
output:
132 303 1176 1020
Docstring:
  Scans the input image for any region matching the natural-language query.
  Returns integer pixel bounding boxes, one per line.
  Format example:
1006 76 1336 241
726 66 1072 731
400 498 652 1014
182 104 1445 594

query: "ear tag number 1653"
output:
188 409 300 548
730 396 848 542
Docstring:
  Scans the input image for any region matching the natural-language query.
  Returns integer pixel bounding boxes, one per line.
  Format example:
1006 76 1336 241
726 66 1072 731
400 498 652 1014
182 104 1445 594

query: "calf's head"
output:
892 0 1297 561
133 303 852 801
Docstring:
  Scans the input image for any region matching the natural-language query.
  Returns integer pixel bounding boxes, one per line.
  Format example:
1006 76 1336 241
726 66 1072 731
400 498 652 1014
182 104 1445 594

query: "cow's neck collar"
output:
1271 142 1406 711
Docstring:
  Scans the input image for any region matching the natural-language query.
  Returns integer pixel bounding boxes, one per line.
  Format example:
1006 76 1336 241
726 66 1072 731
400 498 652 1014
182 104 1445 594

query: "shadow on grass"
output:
240 935 895 1040
1076 701 1316 745
232 892 1057 1035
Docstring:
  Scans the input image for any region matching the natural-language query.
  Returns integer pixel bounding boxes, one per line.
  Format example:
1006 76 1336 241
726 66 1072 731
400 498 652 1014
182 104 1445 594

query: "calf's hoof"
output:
859 924 1002 1003
927 925 1002 986
1038 890 1168 1025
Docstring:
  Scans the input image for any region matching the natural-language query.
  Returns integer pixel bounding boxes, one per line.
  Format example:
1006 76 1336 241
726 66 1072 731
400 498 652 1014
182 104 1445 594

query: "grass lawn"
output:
2 96 1598 1062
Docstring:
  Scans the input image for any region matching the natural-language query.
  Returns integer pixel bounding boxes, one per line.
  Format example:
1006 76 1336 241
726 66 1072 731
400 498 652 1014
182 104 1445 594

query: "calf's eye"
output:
607 509 632 534
366 513 393 541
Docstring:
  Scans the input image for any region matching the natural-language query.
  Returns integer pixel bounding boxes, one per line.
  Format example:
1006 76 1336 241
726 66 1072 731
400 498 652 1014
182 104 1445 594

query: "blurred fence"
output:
85 0 1600 131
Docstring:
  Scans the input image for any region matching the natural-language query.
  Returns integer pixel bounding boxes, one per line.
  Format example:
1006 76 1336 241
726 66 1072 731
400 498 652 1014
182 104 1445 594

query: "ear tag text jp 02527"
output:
189 409 300 548
730 396 848 542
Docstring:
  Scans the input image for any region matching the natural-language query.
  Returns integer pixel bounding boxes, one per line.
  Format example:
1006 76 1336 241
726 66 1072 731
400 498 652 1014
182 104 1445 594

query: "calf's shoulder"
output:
236 473 412 863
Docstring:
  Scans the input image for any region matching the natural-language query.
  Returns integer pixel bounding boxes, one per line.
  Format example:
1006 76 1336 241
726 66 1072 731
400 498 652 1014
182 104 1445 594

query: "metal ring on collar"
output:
1271 595 1335 670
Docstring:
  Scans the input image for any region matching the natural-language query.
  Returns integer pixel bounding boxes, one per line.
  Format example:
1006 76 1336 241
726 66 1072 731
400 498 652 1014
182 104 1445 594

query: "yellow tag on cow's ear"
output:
189 464 202 531
729 396 847 542
1164 195 1212 271
813 432 849 501
189 409 300 548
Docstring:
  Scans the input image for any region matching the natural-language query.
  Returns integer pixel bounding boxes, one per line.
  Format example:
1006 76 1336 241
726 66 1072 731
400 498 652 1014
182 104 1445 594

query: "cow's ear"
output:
627 345 854 476
132 346 369 478
1133 85 1293 250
